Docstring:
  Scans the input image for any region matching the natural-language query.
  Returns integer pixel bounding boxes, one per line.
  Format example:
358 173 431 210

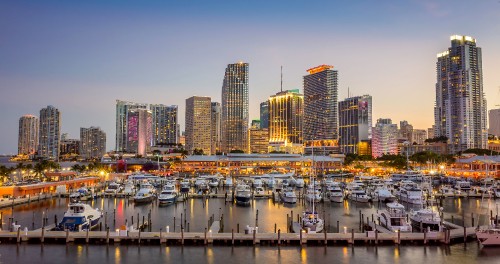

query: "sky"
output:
1 0 500 154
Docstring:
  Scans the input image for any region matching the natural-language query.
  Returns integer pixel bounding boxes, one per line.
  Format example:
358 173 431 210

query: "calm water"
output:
1 189 500 263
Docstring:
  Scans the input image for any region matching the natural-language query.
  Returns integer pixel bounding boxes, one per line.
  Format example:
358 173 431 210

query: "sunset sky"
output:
1 0 499 154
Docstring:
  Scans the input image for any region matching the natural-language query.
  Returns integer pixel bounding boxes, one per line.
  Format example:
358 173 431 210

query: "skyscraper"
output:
80 127 106 160
303 65 339 154
115 100 147 152
434 35 488 153
150 104 178 146
38 105 61 160
126 109 152 156
260 101 269 129
338 95 372 154
221 62 249 153
211 102 221 155
489 109 500 137
18 115 39 156
372 118 398 158
186 96 212 155
268 89 304 154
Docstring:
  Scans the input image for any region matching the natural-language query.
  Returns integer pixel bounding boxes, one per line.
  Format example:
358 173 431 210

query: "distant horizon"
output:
1 1 499 154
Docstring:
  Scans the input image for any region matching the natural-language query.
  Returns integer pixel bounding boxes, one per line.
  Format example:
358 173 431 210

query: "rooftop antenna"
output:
280 65 283 92
348 87 350 98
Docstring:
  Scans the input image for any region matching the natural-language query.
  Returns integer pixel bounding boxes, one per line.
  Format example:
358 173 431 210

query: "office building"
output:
260 101 269 129
338 95 372 154
489 108 500 137
434 35 488 153
221 62 249 153
211 102 222 155
150 104 178 146
126 108 152 156
186 96 212 155
115 100 147 152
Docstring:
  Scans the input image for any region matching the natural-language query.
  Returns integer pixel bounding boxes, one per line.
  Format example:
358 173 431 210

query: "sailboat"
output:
301 149 324 233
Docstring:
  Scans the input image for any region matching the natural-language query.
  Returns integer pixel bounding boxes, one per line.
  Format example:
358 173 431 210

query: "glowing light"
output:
306 65 333 74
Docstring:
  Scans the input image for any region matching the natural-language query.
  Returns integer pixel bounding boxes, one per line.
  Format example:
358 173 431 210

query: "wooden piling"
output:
253 229 256 245
181 228 184 245
204 228 207 245
16 227 21 243
106 228 110 244
232 229 234 245
278 229 281 245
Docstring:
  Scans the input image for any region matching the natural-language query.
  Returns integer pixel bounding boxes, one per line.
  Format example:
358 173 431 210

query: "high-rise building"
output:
338 95 372 154
251 120 261 129
126 109 152 156
434 35 488 153
60 137 79 160
303 65 339 154
221 62 249 153
80 127 106 160
412 129 428 145
260 101 269 129
18 115 39 156
268 89 304 154
115 100 147 152
372 118 398 158
38 105 61 160
150 104 178 146
186 96 212 155
428 126 436 139
489 109 500 137
211 102 222 155
249 127 269 154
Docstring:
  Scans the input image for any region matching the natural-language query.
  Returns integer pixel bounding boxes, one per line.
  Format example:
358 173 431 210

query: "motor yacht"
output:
56 203 103 231
378 202 412 232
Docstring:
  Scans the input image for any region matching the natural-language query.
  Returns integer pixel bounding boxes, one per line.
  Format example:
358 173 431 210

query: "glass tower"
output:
38 105 61 160
150 104 178 146
338 95 372 154
115 100 147 152
221 62 249 153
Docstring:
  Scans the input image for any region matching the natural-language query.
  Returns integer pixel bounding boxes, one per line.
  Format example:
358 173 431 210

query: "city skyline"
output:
1 1 500 154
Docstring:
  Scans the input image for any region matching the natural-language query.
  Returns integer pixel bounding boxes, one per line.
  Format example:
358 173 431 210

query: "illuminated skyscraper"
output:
303 65 338 154
489 109 500 137
126 109 152 156
80 127 106 160
268 89 304 153
18 115 39 156
221 62 249 153
115 100 147 152
186 96 212 155
338 95 372 154
150 104 178 146
211 102 221 155
38 105 61 160
434 35 487 153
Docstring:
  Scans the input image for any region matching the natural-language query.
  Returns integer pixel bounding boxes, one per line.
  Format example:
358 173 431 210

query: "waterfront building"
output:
268 89 304 154
80 127 106 160
489 108 500 137
260 101 269 129
303 65 339 155
18 114 38 157
150 104 178 146
211 102 222 155
38 105 61 160
434 35 488 153
115 100 148 152
186 96 212 155
488 139 500 153
221 62 249 153
400 142 449 156
412 129 428 145
371 118 398 158
126 108 152 156
59 137 79 160
338 95 372 154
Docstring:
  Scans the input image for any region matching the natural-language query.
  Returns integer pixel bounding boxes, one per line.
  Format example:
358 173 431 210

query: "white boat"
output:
280 187 297 204
235 183 252 205
104 182 120 196
438 185 455 197
207 177 220 188
493 186 500 198
158 183 178 205
409 208 442 232
378 202 412 232
371 187 396 203
253 186 266 199
194 177 208 189
328 186 344 203
347 183 371 203
133 183 156 204
397 182 423 205
301 210 324 233
56 203 103 231
476 220 500 246
224 176 233 187
252 176 263 188
390 170 424 182
294 176 305 188
454 180 472 195
69 191 81 202
305 186 322 203
123 182 136 196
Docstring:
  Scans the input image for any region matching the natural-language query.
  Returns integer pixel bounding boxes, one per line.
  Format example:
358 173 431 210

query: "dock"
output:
0 227 478 246
0 193 54 209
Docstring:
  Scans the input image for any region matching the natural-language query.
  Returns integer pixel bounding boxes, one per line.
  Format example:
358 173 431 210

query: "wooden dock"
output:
0 193 54 209
0 226 478 246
